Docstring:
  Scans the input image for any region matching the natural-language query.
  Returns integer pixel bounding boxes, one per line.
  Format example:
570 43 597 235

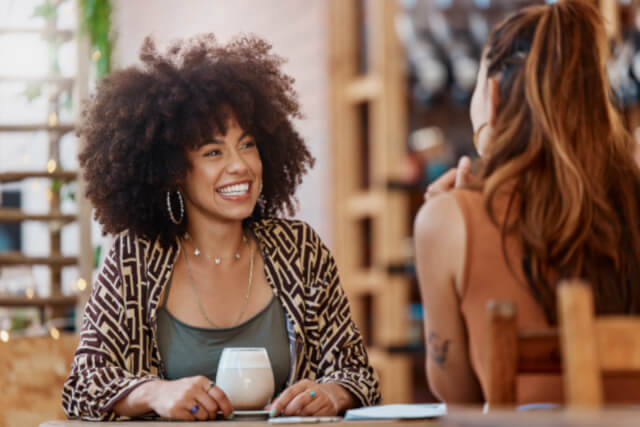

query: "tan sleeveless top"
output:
453 188 640 405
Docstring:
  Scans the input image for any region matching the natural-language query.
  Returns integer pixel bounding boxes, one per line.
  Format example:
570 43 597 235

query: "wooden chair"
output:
0 333 78 427
486 300 562 407
558 279 640 408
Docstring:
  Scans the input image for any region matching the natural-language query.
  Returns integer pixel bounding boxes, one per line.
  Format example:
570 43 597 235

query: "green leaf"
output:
23 83 42 102
10 311 33 331
61 92 73 111
94 245 102 269
50 178 62 193
79 0 113 79
64 185 76 202
32 2 57 21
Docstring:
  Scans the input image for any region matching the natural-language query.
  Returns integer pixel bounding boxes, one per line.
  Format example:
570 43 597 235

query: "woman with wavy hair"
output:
63 34 380 421
415 0 640 404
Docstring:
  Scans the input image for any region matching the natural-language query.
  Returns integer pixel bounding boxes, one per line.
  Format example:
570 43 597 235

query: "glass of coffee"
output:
215 347 275 410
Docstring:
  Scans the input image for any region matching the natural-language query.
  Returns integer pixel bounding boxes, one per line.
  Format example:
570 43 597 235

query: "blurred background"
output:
1 0 639 425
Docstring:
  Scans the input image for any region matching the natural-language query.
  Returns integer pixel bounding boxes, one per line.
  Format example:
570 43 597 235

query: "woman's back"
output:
453 188 640 404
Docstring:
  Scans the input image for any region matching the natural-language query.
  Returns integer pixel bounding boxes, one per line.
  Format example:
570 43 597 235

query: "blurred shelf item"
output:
410 126 446 161
386 180 424 192
387 262 416 278
0 209 75 224
388 343 425 354
0 171 77 183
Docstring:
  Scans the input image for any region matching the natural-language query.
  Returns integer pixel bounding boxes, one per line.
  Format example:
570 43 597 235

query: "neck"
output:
184 215 246 259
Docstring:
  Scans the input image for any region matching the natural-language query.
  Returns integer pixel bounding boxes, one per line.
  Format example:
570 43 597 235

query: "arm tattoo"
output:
427 332 451 366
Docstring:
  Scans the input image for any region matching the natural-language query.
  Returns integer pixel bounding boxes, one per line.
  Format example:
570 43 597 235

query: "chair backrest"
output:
486 300 561 407
0 333 78 427
558 279 640 408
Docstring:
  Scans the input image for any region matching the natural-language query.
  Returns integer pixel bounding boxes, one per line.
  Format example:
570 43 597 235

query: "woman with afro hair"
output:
62 34 380 421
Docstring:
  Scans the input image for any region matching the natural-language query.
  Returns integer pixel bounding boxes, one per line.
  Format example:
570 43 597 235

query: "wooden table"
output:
40 421 432 427
39 407 640 427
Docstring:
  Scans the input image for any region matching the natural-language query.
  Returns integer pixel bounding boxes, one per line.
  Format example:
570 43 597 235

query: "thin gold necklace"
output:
180 237 255 328
184 232 248 265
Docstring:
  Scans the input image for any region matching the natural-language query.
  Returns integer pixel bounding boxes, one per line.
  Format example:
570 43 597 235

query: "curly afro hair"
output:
79 34 315 247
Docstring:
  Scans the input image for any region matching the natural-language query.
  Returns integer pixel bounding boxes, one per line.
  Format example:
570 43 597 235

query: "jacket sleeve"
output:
62 235 159 420
307 228 382 407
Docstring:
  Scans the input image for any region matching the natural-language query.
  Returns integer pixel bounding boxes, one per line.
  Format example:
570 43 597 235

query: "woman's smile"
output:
215 180 253 201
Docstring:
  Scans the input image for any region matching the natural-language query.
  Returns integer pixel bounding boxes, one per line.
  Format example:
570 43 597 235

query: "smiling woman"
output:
62 34 381 422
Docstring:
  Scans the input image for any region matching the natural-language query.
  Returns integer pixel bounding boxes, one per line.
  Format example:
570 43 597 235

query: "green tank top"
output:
157 278 291 395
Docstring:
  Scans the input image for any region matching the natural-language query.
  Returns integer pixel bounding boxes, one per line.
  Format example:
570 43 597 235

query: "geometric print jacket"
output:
62 218 381 420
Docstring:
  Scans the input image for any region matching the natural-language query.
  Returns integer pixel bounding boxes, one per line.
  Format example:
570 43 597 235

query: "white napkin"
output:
344 403 447 420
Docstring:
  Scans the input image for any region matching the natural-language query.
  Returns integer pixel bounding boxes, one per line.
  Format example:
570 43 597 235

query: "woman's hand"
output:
424 156 473 202
114 376 233 421
268 379 355 417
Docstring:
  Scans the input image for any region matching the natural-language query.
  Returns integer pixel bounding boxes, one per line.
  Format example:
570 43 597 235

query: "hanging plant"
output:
79 0 113 79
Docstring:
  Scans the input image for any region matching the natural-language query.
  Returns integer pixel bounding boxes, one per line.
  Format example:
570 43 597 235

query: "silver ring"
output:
190 404 199 415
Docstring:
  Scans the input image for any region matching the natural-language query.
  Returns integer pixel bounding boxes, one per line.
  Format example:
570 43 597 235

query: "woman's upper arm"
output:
413 193 483 403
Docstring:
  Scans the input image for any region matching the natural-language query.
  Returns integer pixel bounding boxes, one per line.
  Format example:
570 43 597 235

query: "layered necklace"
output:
184 232 248 265
180 232 255 328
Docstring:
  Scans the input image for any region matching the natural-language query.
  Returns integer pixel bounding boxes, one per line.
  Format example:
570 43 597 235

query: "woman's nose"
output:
225 149 249 174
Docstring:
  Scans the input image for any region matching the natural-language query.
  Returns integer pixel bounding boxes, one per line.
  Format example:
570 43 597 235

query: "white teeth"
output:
217 183 250 195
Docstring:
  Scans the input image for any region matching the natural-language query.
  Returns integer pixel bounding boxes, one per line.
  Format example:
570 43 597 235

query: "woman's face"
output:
182 115 263 225
469 56 494 156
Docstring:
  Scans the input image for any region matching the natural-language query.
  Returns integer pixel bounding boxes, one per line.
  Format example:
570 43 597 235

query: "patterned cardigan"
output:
62 218 381 420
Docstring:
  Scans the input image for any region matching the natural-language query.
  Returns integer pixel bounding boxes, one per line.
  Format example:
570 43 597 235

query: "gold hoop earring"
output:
473 122 488 153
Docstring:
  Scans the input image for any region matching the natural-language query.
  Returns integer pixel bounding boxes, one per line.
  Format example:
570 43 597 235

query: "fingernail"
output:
269 407 278 417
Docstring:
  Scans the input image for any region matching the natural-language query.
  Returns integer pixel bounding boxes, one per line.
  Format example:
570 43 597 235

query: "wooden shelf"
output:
345 76 382 103
0 294 77 308
387 180 424 192
346 191 385 219
0 209 75 224
0 254 78 267
0 28 74 41
0 124 74 133
0 171 77 182
0 76 74 86
344 269 386 295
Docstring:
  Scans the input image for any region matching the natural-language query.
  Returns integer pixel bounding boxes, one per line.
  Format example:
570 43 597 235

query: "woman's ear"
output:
488 77 500 126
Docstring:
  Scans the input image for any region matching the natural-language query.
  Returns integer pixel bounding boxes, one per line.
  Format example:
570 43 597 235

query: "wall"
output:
112 0 332 243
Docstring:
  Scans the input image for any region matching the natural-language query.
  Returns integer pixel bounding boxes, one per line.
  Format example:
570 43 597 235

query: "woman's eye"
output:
241 140 256 150
204 149 222 157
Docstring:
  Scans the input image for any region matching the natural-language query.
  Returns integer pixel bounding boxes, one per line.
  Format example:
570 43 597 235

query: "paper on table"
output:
344 403 447 420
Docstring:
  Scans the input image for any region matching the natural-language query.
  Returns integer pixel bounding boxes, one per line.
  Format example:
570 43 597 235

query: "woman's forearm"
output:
113 379 160 417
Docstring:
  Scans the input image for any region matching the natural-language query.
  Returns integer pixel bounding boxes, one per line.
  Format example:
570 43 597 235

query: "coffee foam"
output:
218 348 273 369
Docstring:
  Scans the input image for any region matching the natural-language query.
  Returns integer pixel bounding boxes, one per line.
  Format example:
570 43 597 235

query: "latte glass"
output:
215 347 275 410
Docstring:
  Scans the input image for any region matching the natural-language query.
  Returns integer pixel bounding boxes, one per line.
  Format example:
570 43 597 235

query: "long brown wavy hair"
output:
479 0 640 322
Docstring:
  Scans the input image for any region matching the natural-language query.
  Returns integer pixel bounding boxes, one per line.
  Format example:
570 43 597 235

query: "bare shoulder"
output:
414 193 465 244
413 192 467 293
